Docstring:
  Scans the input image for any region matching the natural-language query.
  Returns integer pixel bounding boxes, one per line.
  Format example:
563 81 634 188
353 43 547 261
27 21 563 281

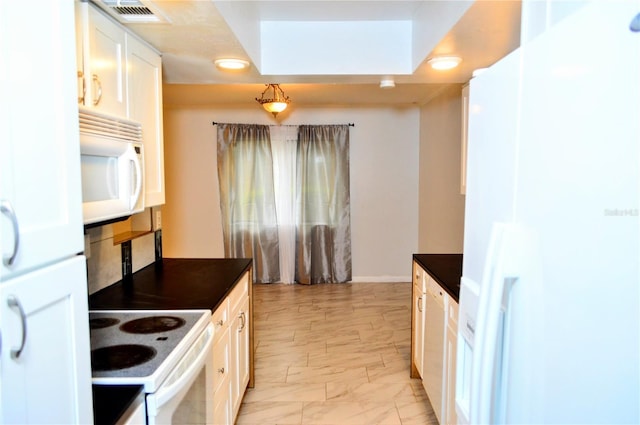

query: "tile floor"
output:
236 282 438 425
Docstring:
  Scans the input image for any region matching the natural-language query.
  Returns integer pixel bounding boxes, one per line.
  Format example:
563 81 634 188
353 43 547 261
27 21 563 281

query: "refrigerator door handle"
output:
470 223 521 424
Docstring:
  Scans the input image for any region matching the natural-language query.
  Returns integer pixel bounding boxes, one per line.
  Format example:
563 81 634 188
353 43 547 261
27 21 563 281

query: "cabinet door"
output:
0 256 92 424
411 262 426 378
445 298 459 425
422 278 445 424
230 296 250 418
412 282 425 377
445 325 458 425
126 35 165 207
212 384 231 425
85 4 127 117
212 325 231 425
0 0 84 280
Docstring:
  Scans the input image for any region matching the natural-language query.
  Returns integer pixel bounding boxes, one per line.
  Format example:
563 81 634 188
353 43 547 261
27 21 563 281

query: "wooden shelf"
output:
113 229 152 245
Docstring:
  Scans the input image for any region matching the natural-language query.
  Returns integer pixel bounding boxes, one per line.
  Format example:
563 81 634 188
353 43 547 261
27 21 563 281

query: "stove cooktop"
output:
89 309 211 392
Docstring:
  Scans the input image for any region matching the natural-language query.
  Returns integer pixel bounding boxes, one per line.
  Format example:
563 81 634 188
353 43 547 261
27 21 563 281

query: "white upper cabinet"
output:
126 35 166 207
76 1 127 118
1 0 84 280
75 2 166 207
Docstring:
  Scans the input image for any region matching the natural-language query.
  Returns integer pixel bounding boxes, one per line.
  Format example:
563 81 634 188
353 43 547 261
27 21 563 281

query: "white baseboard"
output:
350 275 411 283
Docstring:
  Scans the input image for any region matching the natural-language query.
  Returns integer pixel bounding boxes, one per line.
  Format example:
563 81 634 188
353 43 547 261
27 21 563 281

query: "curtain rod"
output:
212 121 354 127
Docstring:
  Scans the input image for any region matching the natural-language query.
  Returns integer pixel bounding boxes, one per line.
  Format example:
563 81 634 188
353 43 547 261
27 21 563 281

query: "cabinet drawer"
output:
413 262 428 293
211 300 229 342
413 262 422 285
212 327 230 394
229 272 249 315
428 278 445 302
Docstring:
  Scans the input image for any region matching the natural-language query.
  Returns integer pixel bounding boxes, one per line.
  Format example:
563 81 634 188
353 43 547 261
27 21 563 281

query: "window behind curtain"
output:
217 124 280 283
217 123 351 284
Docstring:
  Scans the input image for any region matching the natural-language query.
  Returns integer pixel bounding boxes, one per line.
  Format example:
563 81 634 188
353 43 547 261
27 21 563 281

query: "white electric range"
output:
89 309 215 424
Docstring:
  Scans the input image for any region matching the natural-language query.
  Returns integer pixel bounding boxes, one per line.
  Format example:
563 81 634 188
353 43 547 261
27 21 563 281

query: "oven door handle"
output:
146 323 215 415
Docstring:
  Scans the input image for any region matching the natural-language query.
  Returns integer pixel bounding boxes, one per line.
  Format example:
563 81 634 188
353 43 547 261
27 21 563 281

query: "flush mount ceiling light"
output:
427 56 462 71
214 58 250 70
380 77 395 89
255 84 291 117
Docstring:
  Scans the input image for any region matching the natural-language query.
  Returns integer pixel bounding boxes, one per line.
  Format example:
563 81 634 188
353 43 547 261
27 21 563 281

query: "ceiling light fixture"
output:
214 58 250 70
427 56 462 71
255 84 291 117
380 77 395 89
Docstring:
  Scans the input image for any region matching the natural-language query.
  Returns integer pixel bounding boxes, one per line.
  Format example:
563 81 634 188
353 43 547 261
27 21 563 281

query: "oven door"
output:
145 323 215 425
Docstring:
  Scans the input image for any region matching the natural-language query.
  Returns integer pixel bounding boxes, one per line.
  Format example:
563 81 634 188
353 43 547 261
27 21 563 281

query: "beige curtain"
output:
295 125 352 284
217 124 280 283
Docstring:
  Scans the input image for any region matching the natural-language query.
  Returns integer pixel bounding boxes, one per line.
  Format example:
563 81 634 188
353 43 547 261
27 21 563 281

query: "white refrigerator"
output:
456 2 639 424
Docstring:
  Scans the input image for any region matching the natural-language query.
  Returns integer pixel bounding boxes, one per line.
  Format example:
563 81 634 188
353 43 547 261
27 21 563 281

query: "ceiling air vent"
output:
95 0 169 23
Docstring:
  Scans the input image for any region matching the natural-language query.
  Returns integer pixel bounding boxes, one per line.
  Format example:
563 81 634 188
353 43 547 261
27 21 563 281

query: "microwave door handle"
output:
130 150 142 210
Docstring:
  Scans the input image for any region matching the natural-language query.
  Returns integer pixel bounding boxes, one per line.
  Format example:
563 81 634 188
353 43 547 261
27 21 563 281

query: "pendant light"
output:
255 84 291 117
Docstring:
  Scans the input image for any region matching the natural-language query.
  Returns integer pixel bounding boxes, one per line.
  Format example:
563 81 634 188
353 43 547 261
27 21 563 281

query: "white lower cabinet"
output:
411 263 427 378
211 296 231 425
411 260 459 425
212 325 231 425
230 295 250 417
422 277 446 423
0 257 92 424
444 297 459 425
211 271 251 424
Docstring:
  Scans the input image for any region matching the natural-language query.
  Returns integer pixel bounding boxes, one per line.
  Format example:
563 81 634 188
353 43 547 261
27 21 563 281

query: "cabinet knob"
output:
217 319 224 327
218 367 225 375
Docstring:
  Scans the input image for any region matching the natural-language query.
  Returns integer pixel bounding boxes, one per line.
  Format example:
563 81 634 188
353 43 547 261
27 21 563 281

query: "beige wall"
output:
85 87 466 293
418 85 466 253
162 103 420 281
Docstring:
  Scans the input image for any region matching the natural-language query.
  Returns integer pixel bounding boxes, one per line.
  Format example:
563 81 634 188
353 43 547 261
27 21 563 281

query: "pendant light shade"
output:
255 84 291 117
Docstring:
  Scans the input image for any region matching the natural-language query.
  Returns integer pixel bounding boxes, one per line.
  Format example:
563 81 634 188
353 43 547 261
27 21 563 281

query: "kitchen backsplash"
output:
86 208 160 294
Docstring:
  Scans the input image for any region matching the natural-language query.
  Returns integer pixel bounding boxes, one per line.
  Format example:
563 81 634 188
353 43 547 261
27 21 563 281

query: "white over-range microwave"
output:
79 107 145 226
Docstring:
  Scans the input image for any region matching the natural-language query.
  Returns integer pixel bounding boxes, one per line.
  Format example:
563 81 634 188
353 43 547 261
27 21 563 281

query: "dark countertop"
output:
413 254 462 302
89 258 252 311
89 257 252 425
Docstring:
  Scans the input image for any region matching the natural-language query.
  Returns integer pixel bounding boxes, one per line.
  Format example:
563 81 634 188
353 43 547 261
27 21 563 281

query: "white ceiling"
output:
94 0 522 106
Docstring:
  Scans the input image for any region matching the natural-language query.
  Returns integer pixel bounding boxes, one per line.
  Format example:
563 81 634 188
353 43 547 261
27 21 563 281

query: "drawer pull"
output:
238 311 246 332
7 295 27 360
